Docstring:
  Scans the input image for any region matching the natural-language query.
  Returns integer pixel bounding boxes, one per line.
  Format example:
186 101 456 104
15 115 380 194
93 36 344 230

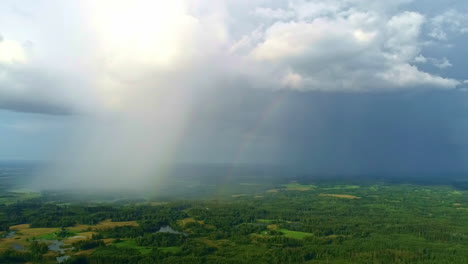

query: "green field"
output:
114 240 152 254
257 219 276 223
158 246 182 253
284 182 316 191
279 229 313 239
37 232 59 240
0 189 40 204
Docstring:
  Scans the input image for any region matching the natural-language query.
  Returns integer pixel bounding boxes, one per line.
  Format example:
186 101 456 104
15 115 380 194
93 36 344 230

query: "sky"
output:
1 0 468 187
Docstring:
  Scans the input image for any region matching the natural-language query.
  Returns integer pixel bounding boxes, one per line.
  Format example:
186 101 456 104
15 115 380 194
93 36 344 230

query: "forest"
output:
1 181 468 263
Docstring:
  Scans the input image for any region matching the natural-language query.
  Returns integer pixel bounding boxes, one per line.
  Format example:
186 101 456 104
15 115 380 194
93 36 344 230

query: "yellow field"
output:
0 225 57 251
0 219 139 253
63 232 95 244
196 237 231 248
177 218 216 232
69 219 138 233
267 224 279 230
177 217 204 226
319 194 361 199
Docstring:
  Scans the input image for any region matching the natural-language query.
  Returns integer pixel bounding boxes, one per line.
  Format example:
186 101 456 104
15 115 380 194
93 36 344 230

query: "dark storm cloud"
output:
0 65 81 115
270 91 468 174
169 87 468 175
0 101 73 115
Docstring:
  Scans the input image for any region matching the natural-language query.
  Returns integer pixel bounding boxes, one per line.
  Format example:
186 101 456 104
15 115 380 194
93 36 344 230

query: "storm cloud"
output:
1 0 468 189
0 0 466 115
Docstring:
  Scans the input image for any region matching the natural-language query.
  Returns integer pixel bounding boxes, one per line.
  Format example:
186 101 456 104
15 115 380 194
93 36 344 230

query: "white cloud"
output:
253 7 294 20
377 64 458 89
0 37 27 64
414 55 427 63
385 11 426 62
244 8 458 91
429 10 468 40
0 0 464 115
288 0 342 20
281 70 304 89
413 55 453 69
431 57 452 69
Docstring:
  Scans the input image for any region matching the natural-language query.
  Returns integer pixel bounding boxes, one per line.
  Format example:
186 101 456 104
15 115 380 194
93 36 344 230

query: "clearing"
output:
279 229 313 239
319 193 360 199
284 182 316 191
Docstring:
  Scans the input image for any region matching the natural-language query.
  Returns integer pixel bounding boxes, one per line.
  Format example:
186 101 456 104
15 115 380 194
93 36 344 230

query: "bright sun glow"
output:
0 39 27 64
82 0 200 110
84 0 197 70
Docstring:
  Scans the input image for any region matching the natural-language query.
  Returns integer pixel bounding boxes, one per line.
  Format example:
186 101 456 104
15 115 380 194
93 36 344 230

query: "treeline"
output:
0 201 188 230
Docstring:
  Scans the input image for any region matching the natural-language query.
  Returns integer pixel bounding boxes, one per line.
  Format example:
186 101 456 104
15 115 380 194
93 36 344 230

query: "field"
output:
158 246 182 253
113 239 152 254
177 217 204 227
319 193 361 199
279 229 314 239
0 225 57 251
284 182 316 191
0 189 40 204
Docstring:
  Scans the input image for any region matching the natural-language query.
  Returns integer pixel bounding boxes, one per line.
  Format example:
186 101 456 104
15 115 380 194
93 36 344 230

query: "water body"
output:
4 231 15 238
11 243 25 251
158 225 188 236
37 239 72 263
45 240 67 254
57 255 71 263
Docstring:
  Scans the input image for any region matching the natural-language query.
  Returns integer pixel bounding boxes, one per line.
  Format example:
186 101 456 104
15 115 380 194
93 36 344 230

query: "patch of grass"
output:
37 229 77 240
69 219 138 233
0 190 41 204
9 188 37 193
257 219 274 223
177 217 205 227
95 219 139 229
279 229 313 239
319 193 360 199
267 224 279 230
284 182 316 191
9 225 58 238
196 237 230 248
231 194 247 198
323 185 360 190
37 232 58 240
0 225 59 251
114 239 152 254
159 246 181 253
